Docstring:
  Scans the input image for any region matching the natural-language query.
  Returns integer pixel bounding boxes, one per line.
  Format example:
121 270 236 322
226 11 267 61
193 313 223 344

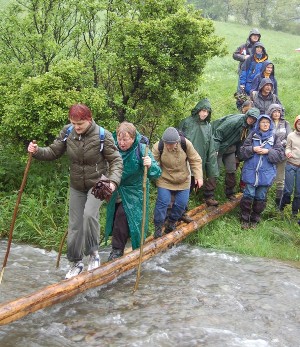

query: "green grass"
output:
199 21 300 125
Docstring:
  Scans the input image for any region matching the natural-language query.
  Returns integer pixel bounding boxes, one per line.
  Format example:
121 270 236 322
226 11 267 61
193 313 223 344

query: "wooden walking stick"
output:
0 141 36 284
133 145 149 293
56 229 68 268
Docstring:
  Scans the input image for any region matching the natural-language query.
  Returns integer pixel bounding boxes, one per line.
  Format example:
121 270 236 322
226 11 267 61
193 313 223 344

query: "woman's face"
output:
70 118 91 134
259 118 270 132
117 132 134 151
265 64 273 74
296 120 300 132
271 110 281 121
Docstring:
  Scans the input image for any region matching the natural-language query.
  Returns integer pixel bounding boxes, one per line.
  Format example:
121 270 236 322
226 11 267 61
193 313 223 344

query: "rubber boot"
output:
225 172 236 199
275 189 283 209
250 200 267 226
240 196 253 229
204 177 218 206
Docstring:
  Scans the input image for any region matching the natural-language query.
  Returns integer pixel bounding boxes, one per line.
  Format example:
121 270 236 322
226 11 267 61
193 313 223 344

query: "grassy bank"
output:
186 21 300 262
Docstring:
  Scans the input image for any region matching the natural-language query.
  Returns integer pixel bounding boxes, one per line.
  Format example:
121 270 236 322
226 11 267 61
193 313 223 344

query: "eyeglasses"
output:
260 121 270 125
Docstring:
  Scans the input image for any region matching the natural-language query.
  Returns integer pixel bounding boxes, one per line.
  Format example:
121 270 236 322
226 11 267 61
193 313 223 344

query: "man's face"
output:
199 109 209 120
262 83 272 94
295 120 300 132
250 34 260 43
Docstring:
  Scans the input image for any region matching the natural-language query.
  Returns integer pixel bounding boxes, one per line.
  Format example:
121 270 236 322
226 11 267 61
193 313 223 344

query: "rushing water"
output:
0 240 300 347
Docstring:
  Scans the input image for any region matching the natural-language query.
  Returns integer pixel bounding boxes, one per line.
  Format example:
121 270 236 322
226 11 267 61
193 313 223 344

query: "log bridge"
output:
0 195 241 325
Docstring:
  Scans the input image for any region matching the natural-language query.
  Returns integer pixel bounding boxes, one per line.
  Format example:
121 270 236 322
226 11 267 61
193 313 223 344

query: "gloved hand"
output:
91 175 113 202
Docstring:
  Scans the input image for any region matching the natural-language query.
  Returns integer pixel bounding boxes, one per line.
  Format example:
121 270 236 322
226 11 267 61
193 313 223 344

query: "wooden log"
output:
0 194 241 325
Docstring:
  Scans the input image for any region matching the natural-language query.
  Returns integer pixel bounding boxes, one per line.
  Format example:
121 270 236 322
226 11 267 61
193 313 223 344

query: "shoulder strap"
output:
99 126 105 152
180 135 187 153
158 139 164 156
63 125 73 142
63 125 105 153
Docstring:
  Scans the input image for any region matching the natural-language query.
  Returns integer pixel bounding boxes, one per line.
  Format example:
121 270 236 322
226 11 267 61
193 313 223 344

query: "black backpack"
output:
135 134 150 161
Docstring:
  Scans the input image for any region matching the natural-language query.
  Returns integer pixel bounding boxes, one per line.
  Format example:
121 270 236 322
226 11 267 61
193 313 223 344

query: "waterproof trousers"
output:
111 202 130 251
68 187 103 263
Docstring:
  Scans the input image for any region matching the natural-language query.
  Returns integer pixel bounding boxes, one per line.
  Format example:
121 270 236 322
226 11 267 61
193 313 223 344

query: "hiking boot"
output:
87 251 100 271
108 248 123 261
205 198 219 206
65 261 84 279
180 212 194 223
241 221 250 230
164 220 176 234
154 225 162 239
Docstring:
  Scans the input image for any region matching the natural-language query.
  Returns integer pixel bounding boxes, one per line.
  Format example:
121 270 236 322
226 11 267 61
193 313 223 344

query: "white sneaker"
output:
65 261 84 279
87 251 100 271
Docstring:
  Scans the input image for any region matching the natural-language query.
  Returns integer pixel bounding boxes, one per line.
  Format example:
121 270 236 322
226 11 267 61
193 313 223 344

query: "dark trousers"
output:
111 203 129 251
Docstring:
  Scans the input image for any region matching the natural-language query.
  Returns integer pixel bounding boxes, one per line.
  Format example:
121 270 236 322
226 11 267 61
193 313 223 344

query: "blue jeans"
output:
243 184 268 201
154 187 190 225
283 163 300 198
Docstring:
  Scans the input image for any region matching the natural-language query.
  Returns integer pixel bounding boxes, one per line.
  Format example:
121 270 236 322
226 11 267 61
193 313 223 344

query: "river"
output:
0 240 299 347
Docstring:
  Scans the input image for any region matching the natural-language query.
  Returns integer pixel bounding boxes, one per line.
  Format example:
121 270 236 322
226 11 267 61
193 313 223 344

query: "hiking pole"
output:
133 145 149 293
0 141 36 284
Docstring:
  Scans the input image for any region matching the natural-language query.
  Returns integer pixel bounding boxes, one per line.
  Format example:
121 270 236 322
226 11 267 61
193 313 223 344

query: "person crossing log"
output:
0 195 241 326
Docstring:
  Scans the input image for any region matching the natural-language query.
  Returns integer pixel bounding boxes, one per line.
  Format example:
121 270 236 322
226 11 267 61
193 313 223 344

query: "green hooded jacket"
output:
105 132 161 250
179 98 219 178
212 108 260 155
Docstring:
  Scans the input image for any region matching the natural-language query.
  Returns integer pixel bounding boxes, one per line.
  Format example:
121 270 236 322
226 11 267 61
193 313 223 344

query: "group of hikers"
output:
27 28 300 280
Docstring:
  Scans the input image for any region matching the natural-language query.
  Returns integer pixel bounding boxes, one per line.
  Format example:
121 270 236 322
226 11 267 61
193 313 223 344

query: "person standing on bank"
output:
179 98 219 206
266 104 291 207
239 114 285 229
152 127 203 238
279 115 300 220
27 104 123 279
233 28 261 76
212 107 260 200
105 122 161 260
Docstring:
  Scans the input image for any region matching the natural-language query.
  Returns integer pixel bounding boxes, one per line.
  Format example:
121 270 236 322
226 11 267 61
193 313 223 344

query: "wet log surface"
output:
0 194 241 325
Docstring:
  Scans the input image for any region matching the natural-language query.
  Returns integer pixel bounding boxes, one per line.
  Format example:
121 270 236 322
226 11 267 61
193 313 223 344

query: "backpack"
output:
135 134 150 161
63 125 105 152
158 129 187 156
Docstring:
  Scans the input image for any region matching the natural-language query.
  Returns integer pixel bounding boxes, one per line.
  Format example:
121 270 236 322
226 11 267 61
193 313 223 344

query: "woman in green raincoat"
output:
105 122 161 260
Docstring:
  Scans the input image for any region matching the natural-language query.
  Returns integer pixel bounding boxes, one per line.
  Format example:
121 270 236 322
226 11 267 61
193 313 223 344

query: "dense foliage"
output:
0 0 226 148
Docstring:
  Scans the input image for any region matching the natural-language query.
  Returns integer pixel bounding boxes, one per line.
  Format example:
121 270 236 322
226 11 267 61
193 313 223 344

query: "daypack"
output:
158 129 187 156
63 125 105 152
135 134 150 161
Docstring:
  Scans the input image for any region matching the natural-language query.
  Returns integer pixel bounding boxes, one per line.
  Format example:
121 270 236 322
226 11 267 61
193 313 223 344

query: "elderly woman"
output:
28 104 123 279
105 122 161 260
266 103 291 207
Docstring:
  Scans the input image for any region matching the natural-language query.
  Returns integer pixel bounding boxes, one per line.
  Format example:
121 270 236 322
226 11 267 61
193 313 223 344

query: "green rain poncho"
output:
105 132 161 250
179 98 219 178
